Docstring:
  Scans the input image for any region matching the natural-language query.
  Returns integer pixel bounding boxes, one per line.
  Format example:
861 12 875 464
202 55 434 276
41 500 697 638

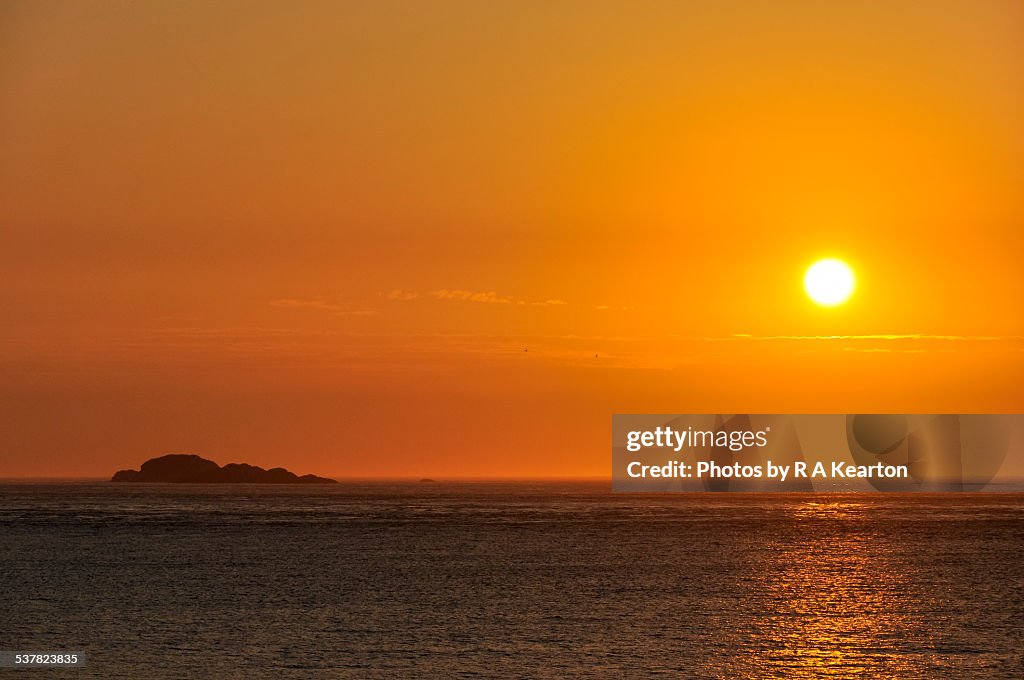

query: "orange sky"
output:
2 1 1022 477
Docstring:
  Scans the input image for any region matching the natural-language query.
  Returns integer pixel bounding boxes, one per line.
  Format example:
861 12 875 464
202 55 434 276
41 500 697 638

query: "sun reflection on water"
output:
719 498 931 678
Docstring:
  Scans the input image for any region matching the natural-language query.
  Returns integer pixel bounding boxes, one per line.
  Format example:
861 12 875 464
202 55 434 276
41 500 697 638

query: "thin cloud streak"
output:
728 334 1024 341
269 298 375 315
383 289 567 306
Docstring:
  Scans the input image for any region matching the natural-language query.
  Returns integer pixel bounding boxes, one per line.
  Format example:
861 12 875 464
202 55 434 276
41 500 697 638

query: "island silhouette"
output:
111 454 337 484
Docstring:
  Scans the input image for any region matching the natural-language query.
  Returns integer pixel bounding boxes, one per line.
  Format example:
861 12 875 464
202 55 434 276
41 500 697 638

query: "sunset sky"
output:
2 1 1022 477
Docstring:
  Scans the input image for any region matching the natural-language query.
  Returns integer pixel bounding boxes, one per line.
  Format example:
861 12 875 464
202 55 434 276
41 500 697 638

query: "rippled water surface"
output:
0 483 1021 678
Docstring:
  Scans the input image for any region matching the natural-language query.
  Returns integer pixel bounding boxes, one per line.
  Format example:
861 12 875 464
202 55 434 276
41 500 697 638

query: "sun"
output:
804 258 855 307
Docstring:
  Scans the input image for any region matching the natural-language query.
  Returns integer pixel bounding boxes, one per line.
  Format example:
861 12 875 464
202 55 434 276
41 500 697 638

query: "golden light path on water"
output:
721 499 931 677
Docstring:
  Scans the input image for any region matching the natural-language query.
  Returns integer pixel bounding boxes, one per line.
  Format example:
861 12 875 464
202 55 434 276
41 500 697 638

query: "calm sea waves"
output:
0 482 1021 679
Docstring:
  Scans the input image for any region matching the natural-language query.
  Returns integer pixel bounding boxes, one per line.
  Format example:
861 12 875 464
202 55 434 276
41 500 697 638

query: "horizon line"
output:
0 475 614 482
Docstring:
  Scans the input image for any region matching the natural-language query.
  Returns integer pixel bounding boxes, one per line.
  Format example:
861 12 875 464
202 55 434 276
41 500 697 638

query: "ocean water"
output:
0 482 1021 679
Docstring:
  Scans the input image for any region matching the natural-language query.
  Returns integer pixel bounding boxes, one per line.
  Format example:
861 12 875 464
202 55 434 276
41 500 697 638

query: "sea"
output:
0 482 1021 679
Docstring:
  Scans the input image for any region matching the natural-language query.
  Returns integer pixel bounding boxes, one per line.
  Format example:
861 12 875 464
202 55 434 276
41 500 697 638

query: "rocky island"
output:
111 454 337 484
